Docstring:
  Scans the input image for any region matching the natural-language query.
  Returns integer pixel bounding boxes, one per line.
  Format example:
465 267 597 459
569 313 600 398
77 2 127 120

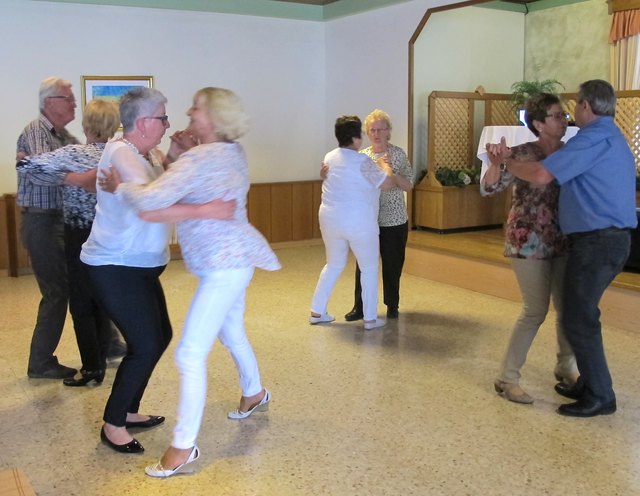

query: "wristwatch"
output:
499 160 508 172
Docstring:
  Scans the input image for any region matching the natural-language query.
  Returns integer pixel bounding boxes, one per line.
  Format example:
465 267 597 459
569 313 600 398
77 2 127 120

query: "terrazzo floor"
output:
0 244 639 496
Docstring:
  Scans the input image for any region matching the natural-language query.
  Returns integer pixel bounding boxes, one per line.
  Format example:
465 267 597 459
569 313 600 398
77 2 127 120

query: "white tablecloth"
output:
478 125 579 181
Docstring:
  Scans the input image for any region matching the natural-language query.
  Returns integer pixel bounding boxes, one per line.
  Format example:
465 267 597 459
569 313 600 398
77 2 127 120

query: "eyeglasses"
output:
47 95 75 103
369 128 389 134
144 115 170 124
545 112 570 121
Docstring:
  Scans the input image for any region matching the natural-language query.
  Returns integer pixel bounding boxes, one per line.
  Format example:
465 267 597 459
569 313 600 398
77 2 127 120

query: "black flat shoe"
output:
557 398 616 418
125 415 165 429
386 307 399 319
63 369 105 387
344 307 363 322
554 381 584 400
100 428 144 454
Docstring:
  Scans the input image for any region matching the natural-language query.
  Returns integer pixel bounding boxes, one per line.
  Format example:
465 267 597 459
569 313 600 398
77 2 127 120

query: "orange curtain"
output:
610 10 640 43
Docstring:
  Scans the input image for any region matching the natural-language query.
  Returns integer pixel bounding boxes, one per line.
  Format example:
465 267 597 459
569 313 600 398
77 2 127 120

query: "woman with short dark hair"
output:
482 93 578 404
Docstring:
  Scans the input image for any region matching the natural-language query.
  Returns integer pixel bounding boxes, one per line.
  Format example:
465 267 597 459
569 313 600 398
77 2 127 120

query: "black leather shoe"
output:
63 369 105 387
386 307 399 319
100 428 144 454
125 415 165 429
28 363 77 379
554 381 584 400
344 307 363 321
557 398 616 418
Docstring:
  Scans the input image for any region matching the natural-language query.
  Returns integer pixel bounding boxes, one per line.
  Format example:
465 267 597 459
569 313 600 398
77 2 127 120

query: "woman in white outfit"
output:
102 87 280 476
310 115 409 330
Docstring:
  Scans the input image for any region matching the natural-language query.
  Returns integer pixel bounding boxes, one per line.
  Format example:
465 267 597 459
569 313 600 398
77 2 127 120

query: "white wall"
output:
412 6 525 177
324 0 453 156
0 0 328 193
0 0 460 195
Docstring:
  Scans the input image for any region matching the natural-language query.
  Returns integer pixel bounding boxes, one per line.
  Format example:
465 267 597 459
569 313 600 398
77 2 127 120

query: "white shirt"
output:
80 140 170 268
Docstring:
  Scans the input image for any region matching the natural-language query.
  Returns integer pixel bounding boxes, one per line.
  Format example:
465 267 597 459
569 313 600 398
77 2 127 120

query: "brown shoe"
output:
494 380 534 404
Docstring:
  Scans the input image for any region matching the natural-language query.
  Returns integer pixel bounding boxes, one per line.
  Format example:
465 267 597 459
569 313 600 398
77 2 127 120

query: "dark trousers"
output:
353 222 408 311
21 212 69 373
84 263 172 426
562 228 630 403
65 226 112 371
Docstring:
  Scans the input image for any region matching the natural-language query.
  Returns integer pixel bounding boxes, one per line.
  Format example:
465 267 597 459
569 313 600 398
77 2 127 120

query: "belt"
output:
20 207 61 215
567 227 631 239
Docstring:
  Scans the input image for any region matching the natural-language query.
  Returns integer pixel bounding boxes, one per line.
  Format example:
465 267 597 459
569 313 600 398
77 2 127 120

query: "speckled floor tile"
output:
0 244 639 495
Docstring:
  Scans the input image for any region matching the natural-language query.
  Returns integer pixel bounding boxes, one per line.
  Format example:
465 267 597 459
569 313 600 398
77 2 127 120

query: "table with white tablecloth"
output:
477 125 579 182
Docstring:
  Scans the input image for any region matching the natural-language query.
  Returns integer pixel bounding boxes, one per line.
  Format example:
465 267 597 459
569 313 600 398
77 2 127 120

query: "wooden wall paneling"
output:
291 182 314 241
0 196 8 272
312 181 322 239
247 184 272 240
270 183 293 242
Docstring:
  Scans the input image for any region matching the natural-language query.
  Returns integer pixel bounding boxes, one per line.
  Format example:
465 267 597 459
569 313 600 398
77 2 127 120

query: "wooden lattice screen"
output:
615 91 640 171
426 89 640 188
428 92 474 176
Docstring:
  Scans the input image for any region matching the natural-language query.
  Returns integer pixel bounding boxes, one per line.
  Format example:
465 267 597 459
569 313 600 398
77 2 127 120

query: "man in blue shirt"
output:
492 79 637 417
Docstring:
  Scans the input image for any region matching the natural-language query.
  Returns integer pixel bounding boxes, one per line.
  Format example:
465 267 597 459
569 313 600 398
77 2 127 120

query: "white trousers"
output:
497 256 577 384
172 267 262 449
311 223 380 321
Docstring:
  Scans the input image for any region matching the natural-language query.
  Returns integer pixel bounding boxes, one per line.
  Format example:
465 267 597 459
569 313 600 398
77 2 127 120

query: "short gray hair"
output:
39 77 72 111
119 87 167 133
578 79 616 117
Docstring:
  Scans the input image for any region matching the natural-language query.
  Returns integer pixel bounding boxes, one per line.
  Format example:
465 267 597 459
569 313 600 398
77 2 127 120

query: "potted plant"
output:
510 79 565 109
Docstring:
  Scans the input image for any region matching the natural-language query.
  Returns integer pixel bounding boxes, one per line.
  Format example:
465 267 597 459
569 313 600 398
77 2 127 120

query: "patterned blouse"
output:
16 143 105 229
360 143 413 227
481 142 567 259
118 141 281 274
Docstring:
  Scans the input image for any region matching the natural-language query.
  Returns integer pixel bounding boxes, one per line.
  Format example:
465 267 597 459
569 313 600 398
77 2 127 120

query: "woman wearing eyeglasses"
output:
344 109 413 322
81 87 234 454
481 93 578 404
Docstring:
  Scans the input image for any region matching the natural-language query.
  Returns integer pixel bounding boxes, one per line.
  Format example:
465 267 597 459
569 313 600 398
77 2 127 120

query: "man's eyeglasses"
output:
144 115 170 124
47 95 75 103
545 112 570 121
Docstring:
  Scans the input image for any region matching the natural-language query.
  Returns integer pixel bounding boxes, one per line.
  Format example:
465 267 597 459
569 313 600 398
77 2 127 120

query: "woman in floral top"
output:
104 87 280 477
481 93 578 404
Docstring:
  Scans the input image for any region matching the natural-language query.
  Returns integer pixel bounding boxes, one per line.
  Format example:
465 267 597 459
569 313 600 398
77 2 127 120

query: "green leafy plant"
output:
510 79 565 109
435 166 480 187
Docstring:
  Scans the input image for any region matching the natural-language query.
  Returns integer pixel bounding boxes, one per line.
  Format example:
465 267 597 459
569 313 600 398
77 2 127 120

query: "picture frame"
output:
81 75 154 108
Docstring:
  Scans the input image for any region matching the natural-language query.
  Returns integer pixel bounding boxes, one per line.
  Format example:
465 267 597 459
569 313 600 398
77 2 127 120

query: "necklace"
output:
121 138 140 155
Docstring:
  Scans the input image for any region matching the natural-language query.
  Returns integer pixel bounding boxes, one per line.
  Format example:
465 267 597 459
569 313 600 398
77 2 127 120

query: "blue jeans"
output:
562 228 630 403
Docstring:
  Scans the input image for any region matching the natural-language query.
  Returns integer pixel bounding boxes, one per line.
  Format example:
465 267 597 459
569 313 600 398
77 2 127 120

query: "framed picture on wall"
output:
81 75 154 108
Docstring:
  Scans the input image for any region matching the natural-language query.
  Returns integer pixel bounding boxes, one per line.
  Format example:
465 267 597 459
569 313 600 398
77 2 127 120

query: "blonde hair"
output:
82 99 120 142
364 109 392 134
194 87 249 141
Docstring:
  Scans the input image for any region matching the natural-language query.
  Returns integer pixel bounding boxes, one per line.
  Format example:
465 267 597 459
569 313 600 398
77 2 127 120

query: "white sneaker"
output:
309 313 335 325
364 319 385 330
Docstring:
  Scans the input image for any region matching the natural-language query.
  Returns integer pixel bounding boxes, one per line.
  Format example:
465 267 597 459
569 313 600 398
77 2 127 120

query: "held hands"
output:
485 137 511 167
376 154 393 176
98 165 121 194
320 162 329 180
167 130 199 163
